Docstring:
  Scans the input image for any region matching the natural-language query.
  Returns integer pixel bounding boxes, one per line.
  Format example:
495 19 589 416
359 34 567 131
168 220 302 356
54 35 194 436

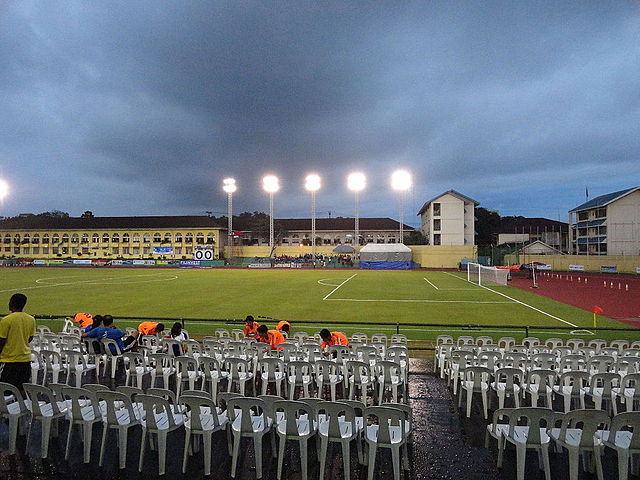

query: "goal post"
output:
467 262 509 286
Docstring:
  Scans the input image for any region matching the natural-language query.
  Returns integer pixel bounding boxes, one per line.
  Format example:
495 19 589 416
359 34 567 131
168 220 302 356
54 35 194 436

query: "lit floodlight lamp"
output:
347 172 365 191
0 179 8 201
391 170 412 191
305 174 321 192
223 177 237 193
263 175 280 193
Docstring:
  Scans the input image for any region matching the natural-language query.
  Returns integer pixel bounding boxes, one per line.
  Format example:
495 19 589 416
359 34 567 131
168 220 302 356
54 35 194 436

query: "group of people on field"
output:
243 315 349 354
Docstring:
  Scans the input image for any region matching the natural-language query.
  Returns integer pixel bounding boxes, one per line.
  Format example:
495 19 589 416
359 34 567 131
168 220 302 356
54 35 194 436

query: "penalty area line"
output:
325 298 512 304
322 273 358 300
423 278 439 290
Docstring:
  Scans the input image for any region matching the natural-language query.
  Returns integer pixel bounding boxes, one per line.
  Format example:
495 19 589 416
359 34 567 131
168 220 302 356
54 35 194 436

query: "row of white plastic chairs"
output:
484 407 640 480
29 347 408 406
436 334 640 352
0 382 412 480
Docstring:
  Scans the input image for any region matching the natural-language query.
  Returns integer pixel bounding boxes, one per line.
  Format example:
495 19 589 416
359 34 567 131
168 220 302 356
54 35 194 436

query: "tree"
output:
81 211 94 218
403 230 428 245
475 207 501 246
37 210 70 218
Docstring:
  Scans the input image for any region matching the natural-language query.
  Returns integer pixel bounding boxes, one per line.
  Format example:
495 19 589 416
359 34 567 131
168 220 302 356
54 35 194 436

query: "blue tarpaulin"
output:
360 261 413 270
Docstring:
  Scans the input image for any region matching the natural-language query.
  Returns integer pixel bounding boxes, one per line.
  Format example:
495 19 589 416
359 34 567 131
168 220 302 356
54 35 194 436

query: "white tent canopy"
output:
359 243 412 262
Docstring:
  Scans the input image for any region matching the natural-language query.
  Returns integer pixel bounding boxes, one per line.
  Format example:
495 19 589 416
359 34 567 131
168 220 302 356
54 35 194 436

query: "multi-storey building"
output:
417 190 478 246
495 217 569 252
568 186 640 255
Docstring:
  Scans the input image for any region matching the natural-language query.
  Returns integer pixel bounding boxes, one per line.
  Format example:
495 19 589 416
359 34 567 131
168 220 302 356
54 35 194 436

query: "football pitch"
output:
0 267 636 342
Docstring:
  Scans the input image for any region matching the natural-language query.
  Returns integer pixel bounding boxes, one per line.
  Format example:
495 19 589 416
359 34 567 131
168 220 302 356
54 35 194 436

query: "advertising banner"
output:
132 260 146 265
50 259 63 265
72 259 92 265
33 259 47 265
153 247 173 255
248 263 271 268
180 260 201 267
637 267 640 274
537 264 552 271
600 265 618 273
110 260 124 266
569 264 585 271
274 263 291 268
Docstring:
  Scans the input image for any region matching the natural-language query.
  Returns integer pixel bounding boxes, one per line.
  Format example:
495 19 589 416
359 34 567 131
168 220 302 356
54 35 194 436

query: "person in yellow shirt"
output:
0 293 36 389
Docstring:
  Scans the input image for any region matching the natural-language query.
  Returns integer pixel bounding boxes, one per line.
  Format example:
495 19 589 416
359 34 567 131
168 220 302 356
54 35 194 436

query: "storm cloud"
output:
1 1 639 224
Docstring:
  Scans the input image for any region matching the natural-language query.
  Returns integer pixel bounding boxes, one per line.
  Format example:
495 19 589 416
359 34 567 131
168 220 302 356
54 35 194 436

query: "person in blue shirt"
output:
82 315 136 354
84 315 102 334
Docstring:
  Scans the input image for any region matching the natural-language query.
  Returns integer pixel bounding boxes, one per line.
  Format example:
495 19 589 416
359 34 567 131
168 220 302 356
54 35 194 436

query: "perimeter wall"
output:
504 254 640 274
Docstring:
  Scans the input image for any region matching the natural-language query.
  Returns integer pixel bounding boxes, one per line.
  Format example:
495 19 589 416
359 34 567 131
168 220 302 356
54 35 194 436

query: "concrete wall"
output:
607 190 640 256
503 253 640 273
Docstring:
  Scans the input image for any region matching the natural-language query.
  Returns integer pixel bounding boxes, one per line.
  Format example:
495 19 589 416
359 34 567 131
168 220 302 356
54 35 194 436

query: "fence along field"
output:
0 267 635 342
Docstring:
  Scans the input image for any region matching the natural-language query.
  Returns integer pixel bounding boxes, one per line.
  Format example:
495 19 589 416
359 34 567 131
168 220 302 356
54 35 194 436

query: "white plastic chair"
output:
273 400 317 480
503 407 556 480
582 372 620 413
62 386 102 463
97 390 142 469
375 361 404 404
459 366 491 418
259 357 286 396
549 409 610 480
317 401 359 480
199 356 228 403
491 367 523 409
40 349 66 384
315 360 343 401
287 361 314 400
364 406 409 480
346 361 373 404
523 369 556 408
23 383 68 458
122 352 152 389
101 338 124 379
553 371 590 412
62 350 97 387
175 356 203 397
0 382 30 454
148 353 176 389
137 393 185 476
180 393 229 476
596 411 640 480
225 357 254 396
613 372 640 414
227 397 272 479
485 408 513 468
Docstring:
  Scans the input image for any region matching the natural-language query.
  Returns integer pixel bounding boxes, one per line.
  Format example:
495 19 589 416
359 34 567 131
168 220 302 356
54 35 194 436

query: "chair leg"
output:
65 422 73 460
466 390 472 417
391 446 401 480
99 423 108 467
182 429 191 473
299 438 309 480
319 436 329 480
157 431 167 476
138 428 147 472
341 440 351 480
618 449 629 480
567 448 579 480
231 433 241 478
367 442 377 480
118 426 128 469
254 436 263 479
515 445 526 480
8 415 19 455
203 432 212 477
542 445 552 480
82 421 93 463
277 435 286 479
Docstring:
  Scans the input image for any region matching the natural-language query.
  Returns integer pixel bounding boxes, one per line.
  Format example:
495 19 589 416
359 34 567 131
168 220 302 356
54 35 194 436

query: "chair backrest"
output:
366 406 406 444
175 356 199 379
498 337 516 350
83 338 104 355
0 382 28 415
380 402 412 428
589 372 620 396
62 349 89 369
488 407 514 434
508 407 555 445
180 394 219 430
203 339 222 355
545 338 564 349
273 400 313 436
161 338 181 357
97 390 138 426
436 335 453 346
475 335 493 347
610 340 630 352
566 338 585 351
522 337 541 349
137 394 178 429
101 338 123 356
215 328 229 338
371 334 388 345
315 359 340 380
346 361 371 383
375 361 402 382
287 361 313 381
390 334 408 344
451 350 474 368
559 371 591 394
317 401 355 438
608 412 640 449
260 357 285 380
588 339 607 352
40 349 63 370
463 367 491 390
227 397 268 433
557 409 610 447
587 355 615 373
183 340 202 356
116 385 144 401
199 356 222 377
62 386 102 421
224 357 250 379
526 369 557 391
500 352 528 369
146 387 177 404
530 353 557 370
217 392 242 411
622 373 640 399
148 353 174 374
494 367 524 392
122 352 146 372
560 354 587 371
456 336 474 347
84 383 111 394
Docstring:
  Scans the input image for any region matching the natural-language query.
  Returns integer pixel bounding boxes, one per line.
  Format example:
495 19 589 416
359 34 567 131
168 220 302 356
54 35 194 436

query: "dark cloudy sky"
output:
1 1 639 227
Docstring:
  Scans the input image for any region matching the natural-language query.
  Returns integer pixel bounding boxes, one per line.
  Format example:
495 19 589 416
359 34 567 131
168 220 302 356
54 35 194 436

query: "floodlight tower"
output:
391 170 412 243
262 175 280 254
347 172 366 247
305 174 321 264
223 178 237 249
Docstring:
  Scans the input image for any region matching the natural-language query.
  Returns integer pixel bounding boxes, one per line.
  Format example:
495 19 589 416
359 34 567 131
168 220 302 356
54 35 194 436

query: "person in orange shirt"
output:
244 315 260 338
319 329 349 350
73 313 94 328
137 321 165 336
276 320 291 338
256 325 285 350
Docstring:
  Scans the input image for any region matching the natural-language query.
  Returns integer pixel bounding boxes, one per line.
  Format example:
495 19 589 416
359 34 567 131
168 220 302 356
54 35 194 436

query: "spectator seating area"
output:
0 327 413 479
435 334 640 480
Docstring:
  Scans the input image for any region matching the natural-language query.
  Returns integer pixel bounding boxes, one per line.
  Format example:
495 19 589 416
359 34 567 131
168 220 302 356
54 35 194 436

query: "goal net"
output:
467 263 509 286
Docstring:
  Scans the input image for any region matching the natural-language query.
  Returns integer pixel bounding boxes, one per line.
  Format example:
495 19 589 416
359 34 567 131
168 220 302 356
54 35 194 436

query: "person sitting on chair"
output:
256 325 285 351
276 320 291 338
243 315 260 338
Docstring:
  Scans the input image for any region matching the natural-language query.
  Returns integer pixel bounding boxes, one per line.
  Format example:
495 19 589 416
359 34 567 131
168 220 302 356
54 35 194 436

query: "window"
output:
596 207 606 218
578 211 588 221
175 247 182 255
3 234 10 244
323 237 331 245
52 234 59 244
112 233 119 243
32 247 39 254
433 219 441 231
433 202 441 216
376 235 385 244
92 234 99 243
164 233 172 243
185 233 193 243
133 233 141 243
153 232 161 242
366 234 374 243
42 247 49 254
81 233 89 244
23 234 30 244
196 232 204 244
389 237 397 243
122 233 130 243
61 234 69 243
71 234 79 244
143 233 151 243
22 247 29 254
133 248 140 255
112 247 119 254
206 233 215 244
53 247 59 254
144 247 151 254
433 234 441 245
32 234 40 244
186 246 193 254
175 233 183 243
123 247 130 255
82 247 89 254
102 233 109 243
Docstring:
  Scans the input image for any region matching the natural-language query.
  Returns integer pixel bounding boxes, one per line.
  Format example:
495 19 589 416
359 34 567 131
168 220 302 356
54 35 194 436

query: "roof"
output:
520 240 564 255
417 190 479 215
233 217 414 232
498 217 568 233
359 243 412 252
0 215 225 231
569 187 639 212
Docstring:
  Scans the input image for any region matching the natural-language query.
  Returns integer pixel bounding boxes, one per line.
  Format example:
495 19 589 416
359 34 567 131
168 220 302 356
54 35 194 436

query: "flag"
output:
592 305 604 315
586 186 589 200
233 230 244 236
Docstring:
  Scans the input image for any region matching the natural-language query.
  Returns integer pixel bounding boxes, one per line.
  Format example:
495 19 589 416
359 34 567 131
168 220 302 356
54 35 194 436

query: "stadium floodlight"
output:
347 172 365 247
262 175 280 254
391 170 412 243
0 179 8 202
223 178 236 249
305 174 321 264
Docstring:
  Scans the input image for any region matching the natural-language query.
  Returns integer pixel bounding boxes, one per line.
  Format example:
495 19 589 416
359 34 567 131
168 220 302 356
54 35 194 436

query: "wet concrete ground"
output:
0 359 628 479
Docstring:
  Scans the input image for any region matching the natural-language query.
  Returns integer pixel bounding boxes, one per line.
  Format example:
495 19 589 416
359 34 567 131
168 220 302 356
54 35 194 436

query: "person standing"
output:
0 294 36 389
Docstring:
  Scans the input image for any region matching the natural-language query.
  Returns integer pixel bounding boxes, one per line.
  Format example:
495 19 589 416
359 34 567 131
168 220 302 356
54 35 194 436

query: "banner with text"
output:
569 264 585 271
600 265 618 273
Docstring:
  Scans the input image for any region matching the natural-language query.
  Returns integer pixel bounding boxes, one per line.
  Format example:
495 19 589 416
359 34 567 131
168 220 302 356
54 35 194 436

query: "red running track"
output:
509 272 640 328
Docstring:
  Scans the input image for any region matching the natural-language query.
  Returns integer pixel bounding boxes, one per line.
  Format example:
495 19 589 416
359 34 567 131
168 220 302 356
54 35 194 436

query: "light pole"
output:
305 174 321 264
347 172 366 248
391 170 412 243
223 178 236 252
262 175 279 255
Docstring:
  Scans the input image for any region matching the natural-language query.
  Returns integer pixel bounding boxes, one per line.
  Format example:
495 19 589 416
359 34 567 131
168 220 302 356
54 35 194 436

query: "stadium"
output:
1 3 640 480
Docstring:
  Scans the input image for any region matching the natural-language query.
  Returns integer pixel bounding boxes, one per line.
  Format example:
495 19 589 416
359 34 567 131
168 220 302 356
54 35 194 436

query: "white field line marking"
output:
0 273 178 294
325 298 512 304
442 271 579 328
322 273 358 300
317 279 342 287
423 278 439 290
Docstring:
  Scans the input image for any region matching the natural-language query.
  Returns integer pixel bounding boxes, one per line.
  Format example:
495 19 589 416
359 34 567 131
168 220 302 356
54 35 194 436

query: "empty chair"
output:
180 393 229 476
215 328 229 338
315 360 343 401
456 335 474 347
351 332 368 343
596 411 640 480
148 353 175 389
317 401 359 480
175 356 203 397
0 382 30 454
199 356 228 403
523 370 556 408
566 338 585 352
485 408 514 469
611 340 631 352
62 386 102 463
390 334 408 344
582 372 620 413
227 397 272 479
475 335 493 347
529 353 557 371
545 338 564 350
40 349 66 384
435 334 453 346
375 361 404 404
549 409 610 480
371 334 388 345
553 371 590 412
273 400 317 480
499 352 528 371
346 361 373 404
613 372 640 414
587 355 615 375
101 338 125 378
224 357 254 396
498 337 516 351
559 354 587 373
97 390 143 469
476 351 502 372
458 366 491 418
364 406 409 480
137 393 185 476
122 352 151 389
522 337 541 349
23 383 68 458
287 361 314 400
491 367 524 409
588 339 607 353
503 407 555 480
446 350 474 395
259 357 286 397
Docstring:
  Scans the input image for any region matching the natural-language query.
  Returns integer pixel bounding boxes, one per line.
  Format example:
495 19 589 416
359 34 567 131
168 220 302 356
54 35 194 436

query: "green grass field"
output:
1 267 637 342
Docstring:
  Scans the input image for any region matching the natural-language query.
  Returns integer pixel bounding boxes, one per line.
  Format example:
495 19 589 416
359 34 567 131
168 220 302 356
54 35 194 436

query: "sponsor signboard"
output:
33 259 47 265
274 263 291 268
569 264 585 271
290 263 302 268
537 264 552 271
248 263 271 268
600 265 618 273
180 260 201 267
73 259 92 265
132 260 146 265
111 260 124 265
153 246 173 255
194 249 214 260
637 267 640 274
